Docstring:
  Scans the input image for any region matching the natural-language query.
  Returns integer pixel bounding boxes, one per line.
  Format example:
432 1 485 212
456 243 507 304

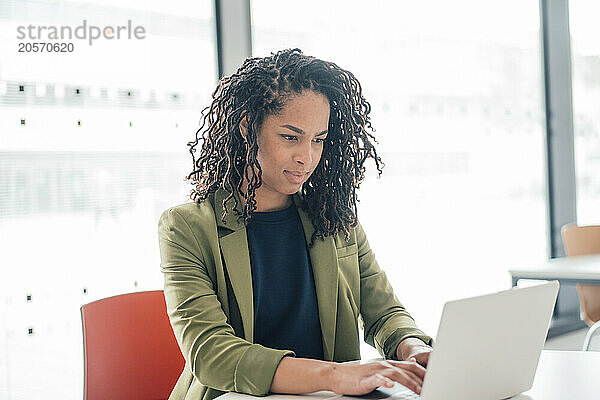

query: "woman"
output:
158 48 433 400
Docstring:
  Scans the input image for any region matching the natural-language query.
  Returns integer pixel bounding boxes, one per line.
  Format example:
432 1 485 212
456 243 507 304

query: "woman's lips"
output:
284 170 308 184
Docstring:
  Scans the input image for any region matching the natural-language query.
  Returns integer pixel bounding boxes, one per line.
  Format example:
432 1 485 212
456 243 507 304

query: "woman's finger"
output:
385 359 427 380
374 373 395 388
385 370 422 394
380 366 422 394
417 352 431 366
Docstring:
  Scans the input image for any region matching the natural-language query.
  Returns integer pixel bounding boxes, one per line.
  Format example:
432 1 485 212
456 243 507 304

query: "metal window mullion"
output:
214 0 252 79
540 0 584 338
540 0 577 259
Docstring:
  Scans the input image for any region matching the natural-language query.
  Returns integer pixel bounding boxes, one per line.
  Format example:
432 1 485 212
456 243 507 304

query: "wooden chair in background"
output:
561 224 600 351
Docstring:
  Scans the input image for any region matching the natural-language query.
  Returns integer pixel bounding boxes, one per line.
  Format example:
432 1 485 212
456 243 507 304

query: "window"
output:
252 0 547 357
0 0 216 397
569 0 600 225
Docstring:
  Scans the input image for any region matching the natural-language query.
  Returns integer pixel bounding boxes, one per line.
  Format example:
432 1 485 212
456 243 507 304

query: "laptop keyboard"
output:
391 389 421 399
359 386 420 399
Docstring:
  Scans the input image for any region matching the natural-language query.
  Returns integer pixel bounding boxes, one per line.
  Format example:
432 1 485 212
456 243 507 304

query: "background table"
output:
509 254 600 337
510 254 600 287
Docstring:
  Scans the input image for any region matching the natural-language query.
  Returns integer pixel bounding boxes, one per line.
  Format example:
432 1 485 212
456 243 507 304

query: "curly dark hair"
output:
185 48 384 246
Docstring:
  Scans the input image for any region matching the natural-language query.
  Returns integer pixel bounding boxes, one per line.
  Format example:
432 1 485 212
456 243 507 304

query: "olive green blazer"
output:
157 188 432 400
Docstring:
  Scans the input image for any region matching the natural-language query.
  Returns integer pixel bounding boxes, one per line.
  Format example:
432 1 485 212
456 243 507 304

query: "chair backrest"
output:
81 290 185 400
561 223 600 325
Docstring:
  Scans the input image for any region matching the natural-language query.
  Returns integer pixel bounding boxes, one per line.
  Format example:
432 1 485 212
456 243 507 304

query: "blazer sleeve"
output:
158 208 295 396
356 220 433 360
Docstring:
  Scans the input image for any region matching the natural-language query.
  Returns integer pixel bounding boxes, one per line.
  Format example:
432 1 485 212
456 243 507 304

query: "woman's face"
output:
240 90 330 211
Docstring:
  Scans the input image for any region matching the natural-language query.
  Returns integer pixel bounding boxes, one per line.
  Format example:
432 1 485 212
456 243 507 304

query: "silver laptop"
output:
362 281 560 400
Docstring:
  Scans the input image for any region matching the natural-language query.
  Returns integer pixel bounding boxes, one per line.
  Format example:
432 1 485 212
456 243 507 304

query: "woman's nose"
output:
293 142 312 166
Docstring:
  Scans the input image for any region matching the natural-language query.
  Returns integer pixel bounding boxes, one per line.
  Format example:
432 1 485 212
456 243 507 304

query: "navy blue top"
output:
246 202 324 360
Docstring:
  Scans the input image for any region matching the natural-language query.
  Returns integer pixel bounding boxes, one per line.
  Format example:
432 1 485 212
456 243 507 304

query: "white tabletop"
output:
516 350 600 400
509 254 600 282
217 350 600 400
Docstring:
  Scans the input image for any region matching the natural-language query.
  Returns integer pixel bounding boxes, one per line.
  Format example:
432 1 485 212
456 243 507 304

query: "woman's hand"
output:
396 338 433 367
328 359 426 396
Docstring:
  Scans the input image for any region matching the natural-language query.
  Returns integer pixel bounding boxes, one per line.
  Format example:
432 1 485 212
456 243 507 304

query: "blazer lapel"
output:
293 193 339 361
214 188 255 343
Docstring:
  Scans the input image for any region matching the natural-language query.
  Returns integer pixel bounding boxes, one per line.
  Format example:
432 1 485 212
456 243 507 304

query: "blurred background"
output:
0 0 598 398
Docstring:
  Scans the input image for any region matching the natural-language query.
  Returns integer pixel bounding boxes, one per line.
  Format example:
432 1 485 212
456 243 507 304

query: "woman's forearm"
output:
270 355 427 396
270 356 336 394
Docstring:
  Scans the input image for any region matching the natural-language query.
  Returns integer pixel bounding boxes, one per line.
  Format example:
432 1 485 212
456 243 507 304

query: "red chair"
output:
81 290 185 400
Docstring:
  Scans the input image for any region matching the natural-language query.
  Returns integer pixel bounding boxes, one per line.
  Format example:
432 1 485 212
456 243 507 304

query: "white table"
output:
218 351 600 400
509 254 600 337
514 350 600 399
509 254 600 287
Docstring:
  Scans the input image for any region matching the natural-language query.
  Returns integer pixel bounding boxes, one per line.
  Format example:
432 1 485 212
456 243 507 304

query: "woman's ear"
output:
239 112 249 141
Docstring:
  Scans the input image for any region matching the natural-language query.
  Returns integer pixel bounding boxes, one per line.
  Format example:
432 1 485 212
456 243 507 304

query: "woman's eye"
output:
281 134 326 143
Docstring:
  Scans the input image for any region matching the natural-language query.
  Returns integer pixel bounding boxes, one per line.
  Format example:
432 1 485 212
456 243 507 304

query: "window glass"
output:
252 0 547 358
0 0 216 397
569 0 600 225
